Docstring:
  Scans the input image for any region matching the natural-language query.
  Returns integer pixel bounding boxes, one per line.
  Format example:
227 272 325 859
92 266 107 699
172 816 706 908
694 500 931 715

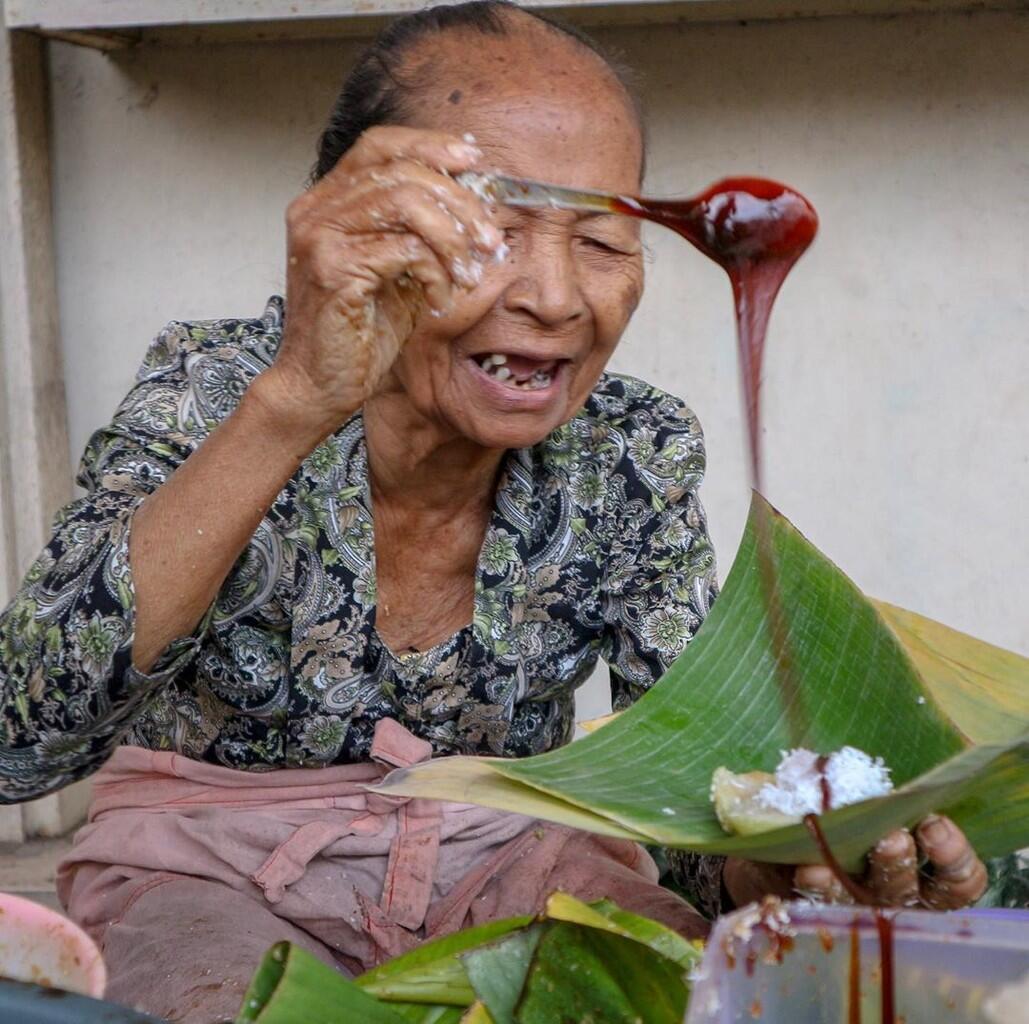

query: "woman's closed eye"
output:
575 234 640 258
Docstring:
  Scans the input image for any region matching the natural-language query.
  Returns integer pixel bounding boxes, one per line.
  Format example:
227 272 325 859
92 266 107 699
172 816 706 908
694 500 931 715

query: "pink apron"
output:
58 719 707 1021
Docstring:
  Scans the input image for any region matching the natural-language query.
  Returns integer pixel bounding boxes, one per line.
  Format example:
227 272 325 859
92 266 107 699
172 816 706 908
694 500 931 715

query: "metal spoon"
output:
456 171 644 217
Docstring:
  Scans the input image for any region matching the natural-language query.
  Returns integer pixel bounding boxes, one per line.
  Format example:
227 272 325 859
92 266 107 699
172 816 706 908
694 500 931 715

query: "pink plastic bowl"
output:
0 892 106 997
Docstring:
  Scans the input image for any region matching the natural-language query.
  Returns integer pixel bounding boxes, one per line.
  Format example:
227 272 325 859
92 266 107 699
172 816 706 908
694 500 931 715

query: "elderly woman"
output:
0 2 986 1020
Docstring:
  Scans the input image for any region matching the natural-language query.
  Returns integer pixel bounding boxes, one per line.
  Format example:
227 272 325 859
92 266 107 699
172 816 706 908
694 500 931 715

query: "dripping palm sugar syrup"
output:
610 177 818 491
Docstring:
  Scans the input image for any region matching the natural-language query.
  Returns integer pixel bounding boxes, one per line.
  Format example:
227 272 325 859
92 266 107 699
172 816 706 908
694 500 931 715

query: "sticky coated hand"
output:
262 125 505 439
725 815 988 910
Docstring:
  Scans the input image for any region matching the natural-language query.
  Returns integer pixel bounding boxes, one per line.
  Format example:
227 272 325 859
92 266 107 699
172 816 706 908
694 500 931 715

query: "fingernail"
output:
449 142 482 161
875 831 910 857
918 814 951 846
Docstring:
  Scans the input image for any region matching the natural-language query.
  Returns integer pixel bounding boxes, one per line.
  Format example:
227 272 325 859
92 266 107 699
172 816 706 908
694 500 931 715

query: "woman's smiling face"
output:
384 23 645 451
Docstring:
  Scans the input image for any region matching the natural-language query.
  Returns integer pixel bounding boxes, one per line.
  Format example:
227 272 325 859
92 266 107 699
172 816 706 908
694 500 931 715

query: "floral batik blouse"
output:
0 297 718 812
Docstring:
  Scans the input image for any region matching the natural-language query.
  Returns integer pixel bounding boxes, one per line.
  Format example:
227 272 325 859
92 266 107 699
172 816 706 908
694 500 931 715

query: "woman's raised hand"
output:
724 815 988 910
261 126 505 439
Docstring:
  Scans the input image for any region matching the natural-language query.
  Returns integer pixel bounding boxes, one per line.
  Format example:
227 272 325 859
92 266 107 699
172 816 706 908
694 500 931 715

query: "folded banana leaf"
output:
234 894 702 1024
374 494 1029 871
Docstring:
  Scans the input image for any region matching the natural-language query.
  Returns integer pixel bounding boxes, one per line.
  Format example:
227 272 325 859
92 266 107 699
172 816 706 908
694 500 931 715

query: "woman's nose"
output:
502 235 586 328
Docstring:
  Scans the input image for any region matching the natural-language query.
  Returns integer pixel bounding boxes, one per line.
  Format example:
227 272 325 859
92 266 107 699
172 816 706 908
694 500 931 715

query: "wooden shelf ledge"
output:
4 0 1027 50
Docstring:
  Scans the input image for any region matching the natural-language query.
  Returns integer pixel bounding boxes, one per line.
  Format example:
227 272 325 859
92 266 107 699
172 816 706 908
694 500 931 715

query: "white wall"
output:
46 11 1029 726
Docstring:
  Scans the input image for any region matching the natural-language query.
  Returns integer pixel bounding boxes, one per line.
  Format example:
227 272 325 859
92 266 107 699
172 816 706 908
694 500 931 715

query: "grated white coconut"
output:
455 171 495 202
756 746 892 816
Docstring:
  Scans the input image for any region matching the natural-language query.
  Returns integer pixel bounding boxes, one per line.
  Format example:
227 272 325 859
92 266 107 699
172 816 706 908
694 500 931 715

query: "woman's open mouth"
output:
468 352 566 398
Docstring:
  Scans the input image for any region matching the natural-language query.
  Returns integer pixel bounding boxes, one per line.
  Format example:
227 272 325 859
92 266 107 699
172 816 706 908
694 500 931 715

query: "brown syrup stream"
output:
620 179 895 1022
875 912 896 1024
804 814 897 1023
848 920 862 1024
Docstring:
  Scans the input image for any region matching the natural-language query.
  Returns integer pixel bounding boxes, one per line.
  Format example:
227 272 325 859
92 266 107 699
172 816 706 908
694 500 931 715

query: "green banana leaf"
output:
235 895 699 1024
235 942 408 1024
460 925 544 1023
358 917 534 1006
513 921 689 1024
373 494 1029 871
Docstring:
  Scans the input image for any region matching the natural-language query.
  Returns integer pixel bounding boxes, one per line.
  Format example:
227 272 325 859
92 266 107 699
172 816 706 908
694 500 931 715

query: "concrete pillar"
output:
0 24 87 839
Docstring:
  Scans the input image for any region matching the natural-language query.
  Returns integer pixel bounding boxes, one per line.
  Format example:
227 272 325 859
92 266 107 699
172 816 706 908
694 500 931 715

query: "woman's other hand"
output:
262 125 505 438
724 815 988 910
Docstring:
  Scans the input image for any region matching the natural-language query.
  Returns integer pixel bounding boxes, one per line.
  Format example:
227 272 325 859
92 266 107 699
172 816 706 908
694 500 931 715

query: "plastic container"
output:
0 893 163 1021
0 892 105 996
685 900 1029 1024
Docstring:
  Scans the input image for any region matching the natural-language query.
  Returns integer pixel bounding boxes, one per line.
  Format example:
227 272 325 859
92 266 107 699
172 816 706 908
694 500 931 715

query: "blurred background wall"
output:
37 8 1029 732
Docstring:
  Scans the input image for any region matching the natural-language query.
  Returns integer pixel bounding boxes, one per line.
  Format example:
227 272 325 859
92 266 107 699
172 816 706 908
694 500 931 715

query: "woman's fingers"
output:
866 830 920 906
762 819 984 913
299 169 502 291
274 124 503 423
290 125 506 310
793 864 856 904
355 233 456 315
292 192 474 293
916 815 988 910
344 182 497 285
794 832 919 907
335 124 485 178
308 233 456 315
362 159 504 255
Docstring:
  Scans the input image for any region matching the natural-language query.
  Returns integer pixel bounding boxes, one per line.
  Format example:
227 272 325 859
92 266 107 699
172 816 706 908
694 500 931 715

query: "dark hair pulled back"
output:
311 0 642 183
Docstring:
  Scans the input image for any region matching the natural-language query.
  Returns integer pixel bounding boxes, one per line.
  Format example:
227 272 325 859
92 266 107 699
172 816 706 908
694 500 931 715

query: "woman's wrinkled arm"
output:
127 371 328 673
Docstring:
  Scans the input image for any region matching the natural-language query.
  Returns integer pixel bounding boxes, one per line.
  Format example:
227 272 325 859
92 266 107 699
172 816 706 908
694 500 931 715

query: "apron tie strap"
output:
251 819 359 904
368 717 442 930
250 718 442 930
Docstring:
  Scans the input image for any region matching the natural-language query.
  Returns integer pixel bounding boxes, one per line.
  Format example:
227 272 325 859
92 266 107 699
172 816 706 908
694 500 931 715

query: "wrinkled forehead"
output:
399 25 644 192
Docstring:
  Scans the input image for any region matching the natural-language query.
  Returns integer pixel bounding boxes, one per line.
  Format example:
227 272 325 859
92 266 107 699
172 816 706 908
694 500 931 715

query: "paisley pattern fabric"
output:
0 296 718 803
